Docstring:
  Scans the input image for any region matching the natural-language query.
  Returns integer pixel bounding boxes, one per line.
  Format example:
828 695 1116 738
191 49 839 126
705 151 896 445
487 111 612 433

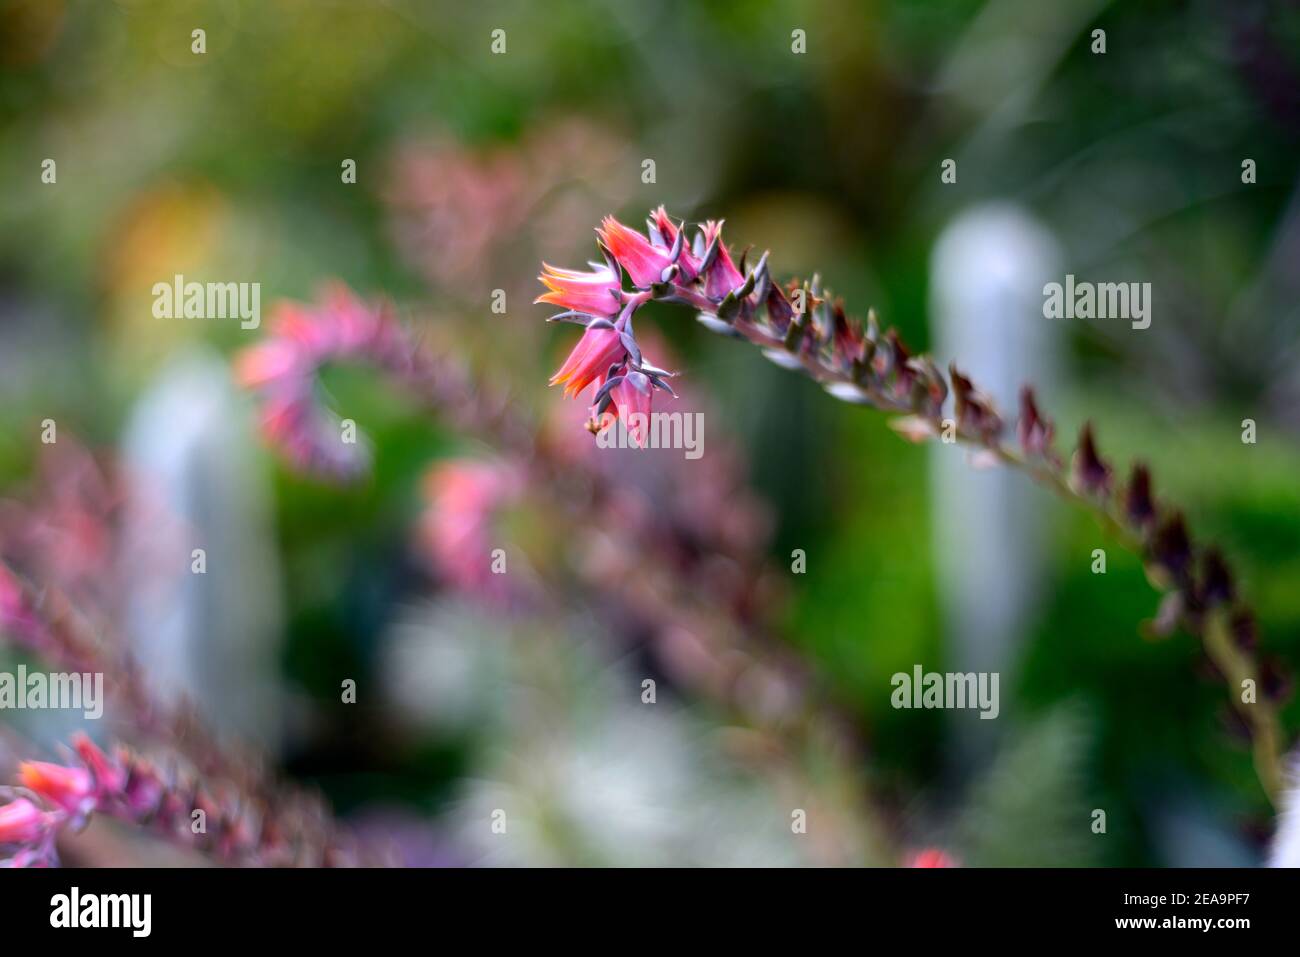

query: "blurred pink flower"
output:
74 735 128 795
0 799 52 846
905 848 956 868
385 119 632 296
19 760 96 818
232 338 302 390
0 562 29 633
234 284 423 479
420 459 523 599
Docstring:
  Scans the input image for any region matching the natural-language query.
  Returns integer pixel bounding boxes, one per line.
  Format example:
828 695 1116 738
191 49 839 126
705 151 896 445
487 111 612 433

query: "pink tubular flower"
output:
535 213 682 435
0 799 51 845
609 370 655 447
19 760 95 817
699 220 746 300
648 206 699 281
550 321 627 398
535 262 623 318
598 216 675 288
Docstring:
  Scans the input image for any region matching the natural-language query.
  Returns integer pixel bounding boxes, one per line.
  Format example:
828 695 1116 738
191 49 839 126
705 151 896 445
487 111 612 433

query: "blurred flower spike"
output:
235 283 428 480
2 732 358 867
538 208 1294 808
1 735 123 865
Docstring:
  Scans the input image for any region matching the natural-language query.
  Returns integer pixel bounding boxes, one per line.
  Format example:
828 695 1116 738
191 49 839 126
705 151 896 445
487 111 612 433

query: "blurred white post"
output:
122 349 284 750
929 204 1061 768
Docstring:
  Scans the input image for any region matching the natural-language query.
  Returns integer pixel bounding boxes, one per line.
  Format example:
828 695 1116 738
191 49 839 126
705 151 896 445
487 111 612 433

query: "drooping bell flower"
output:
609 370 655 447
18 760 96 817
698 220 746 301
0 798 51 845
536 262 623 318
597 216 675 288
550 320 627 398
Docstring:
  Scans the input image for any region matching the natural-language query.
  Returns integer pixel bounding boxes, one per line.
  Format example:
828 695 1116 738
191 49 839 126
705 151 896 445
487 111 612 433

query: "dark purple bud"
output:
1072 423 1112 496
1199 548 1234 607
949 363 1003 442
831 301 857 362
1150 512 1192 585
1125 463 1156 530
1016 387 1054 456
907 357 948 418
888 331 915 398
765 281 794 333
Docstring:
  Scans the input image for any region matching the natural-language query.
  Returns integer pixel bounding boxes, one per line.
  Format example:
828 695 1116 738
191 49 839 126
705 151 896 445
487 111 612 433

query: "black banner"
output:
0 867 1279 943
